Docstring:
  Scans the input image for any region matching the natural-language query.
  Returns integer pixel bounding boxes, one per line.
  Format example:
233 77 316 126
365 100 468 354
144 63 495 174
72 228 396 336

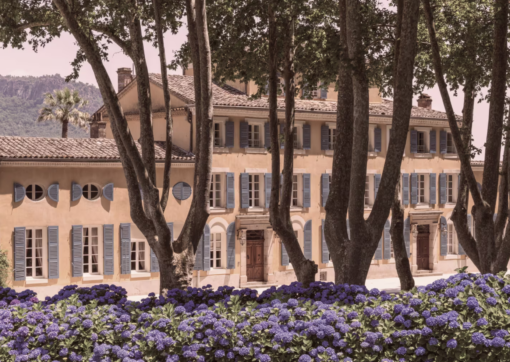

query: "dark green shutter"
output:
72 225 83 277
102 183 114 201
103 225 114 275
227 222 236 269
303 124 311 150
321 219 329 263
303 174 311 208
404 217 410 258
240 173 249 208
304 220 312 260
321 173 330 207
48 183 59 202
226 173 235 209
225 120 234 148
14 227 26 281
429 173 436 204
440 216 447 256
383 220 391 260
120 223 131 275
48 226 59 279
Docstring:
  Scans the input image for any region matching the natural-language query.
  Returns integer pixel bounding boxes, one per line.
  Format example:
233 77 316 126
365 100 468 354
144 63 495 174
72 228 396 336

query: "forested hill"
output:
0 74 103 138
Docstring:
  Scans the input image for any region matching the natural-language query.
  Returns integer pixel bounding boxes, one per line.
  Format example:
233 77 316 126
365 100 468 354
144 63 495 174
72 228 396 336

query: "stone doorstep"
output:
240 282 279 289
412 271 443 278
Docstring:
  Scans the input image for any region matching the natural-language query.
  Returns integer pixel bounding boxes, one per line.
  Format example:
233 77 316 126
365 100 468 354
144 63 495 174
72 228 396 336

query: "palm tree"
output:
37 88 90 138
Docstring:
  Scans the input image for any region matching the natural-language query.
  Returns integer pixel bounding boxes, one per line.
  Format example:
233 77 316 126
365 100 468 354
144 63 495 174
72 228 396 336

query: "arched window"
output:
447 218 458 255
210 223 227 269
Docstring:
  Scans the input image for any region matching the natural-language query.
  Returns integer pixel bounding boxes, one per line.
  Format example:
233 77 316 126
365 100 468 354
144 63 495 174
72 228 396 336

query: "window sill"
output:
443 153 459 159
245 148 267 154
293 149 306 155
213 147 231 153
290 206 304 212
364 206 373 211
444 202 457 208
210 208 228 214
443 254 463 260
131 271 151 279
207 268 230 275
413 153 432 158
414 204 431 210
368 152 378 158
325 150 334 156
26 278 48 285
247 207 265 213
83 274 103 282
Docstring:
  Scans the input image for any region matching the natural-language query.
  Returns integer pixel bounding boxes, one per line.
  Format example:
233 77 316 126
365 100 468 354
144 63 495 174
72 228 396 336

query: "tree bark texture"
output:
423 0 508 274
61 119 68 138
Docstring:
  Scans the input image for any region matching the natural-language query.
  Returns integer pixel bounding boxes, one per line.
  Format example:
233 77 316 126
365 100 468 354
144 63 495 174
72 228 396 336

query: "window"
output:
447 175 454 203
131 240 147 272
447 222 458 255
447 133 456 154
293 127 299 149
26 184 44 201
209 174 222 208
83 227 99 274
418 174 426 203
248 124 262 148
210 233 222 268
249 174 261 207
214 123 222 147
26 228 44 278
329 128 336 150
417 131 427 153
83 184 100 200
292 175 299 206
365 176 370 206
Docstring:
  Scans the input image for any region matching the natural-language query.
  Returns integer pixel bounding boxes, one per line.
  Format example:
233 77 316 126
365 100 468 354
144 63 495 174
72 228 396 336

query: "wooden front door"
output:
417 225 430 270
246 230 264 282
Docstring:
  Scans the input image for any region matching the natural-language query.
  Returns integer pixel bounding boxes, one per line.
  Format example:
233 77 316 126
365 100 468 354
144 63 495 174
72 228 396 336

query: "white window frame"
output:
82 226 103 276
416 174 429 205
248 174 264 208
327 122 337 151
209 173 224 209
447 221 458 255
213 117 228 148
25 184 45 202
25 227 47 279
210 225 226 269
293 120 305 150
447 174 457 204
445 130 457 154
364 173 375 208
291 174 303 208
82 184 102 201
414 127 431 154
131 239 149 273
247 119 264 148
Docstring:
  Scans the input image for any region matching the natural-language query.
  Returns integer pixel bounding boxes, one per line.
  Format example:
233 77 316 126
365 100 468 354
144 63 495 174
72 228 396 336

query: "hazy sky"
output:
0 12 489 160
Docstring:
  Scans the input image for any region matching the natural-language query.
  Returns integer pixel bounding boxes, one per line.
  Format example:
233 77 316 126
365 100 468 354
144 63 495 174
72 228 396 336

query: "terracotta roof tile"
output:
0 136 195 162
148 74 459 120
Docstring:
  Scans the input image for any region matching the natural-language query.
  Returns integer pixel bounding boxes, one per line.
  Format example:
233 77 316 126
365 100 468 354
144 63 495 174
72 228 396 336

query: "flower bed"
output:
1 273 510 361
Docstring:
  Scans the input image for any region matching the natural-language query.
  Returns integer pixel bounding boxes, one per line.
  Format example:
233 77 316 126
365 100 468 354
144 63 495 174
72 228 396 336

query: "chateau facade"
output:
0 68 485 297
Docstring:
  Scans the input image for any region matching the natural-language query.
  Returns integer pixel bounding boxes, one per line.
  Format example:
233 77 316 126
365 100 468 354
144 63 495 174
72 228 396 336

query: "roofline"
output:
0 158 195 164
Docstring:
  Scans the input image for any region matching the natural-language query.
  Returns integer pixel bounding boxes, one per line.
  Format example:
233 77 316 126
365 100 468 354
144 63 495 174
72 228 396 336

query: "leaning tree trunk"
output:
267 5 317 286
61 119 69 138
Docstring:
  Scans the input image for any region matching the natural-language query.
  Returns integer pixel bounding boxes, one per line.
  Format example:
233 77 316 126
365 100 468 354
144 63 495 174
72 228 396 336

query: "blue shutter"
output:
240 173 249 208
321 173 330 207
321 125 329 150
13 183 25 203
374 174 381 199
14 227 26 281
281 242 289 266
410 130 418 153
47 183 59 202
103 183 114 201
227 222 236 269
225 120 234 148
430 130 437 153
402 173 409 205
71 182 82 202
320 83 328 99
226 173 235 209
203 225 211 271
47 226 59 279
404 217 410 258
383 220 391 260
440 216 447 256
440 130 447 154
265 173 272 208
173 182 192 200
374 127 382 152
240 121 249 148
304 220 312 260
303 174 311 208
182 183 192 200
279 123 285 149
150 249 160 273
439 173 447 204
120 224 131 274
72 225 83 277
429 173 437 204
103 225 114 275
410 173 418 204
303 124 311 150
321 219 329 263
264 122 271 148
194 235 204 271
167 222 174 242
375 237 383 260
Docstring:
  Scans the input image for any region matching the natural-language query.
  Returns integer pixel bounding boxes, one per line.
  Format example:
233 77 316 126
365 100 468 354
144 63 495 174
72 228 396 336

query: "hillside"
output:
0 74 103 138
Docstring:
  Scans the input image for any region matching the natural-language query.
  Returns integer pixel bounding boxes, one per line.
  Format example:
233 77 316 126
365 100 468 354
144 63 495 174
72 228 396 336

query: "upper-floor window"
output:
210 232 222 268
26 228 44 278
248 124 262 148
131 240 147 272
214 123 222 147
446 132 456 154
26 184 44 201
447 174 454 203
329 128 336 150
410 128 433 155
447 221 458 255
210 174 223 208
249 174 262 207
417 174 426 203
83 184 101 201
83 226 100 275
417 132 426 153
365 176 370 206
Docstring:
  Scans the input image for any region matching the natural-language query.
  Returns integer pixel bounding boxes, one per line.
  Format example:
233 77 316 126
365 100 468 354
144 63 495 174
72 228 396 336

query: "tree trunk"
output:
391 180 414 291
61 119 68 138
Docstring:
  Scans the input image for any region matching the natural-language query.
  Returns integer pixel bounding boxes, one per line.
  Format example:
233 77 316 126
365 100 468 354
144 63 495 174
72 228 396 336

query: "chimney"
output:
417 93 432 110
90 114 98 138
117 67 133 92
90 113 106 138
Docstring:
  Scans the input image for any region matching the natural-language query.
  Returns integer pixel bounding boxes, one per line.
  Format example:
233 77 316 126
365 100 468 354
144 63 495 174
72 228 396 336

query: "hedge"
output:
1 273 510 361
